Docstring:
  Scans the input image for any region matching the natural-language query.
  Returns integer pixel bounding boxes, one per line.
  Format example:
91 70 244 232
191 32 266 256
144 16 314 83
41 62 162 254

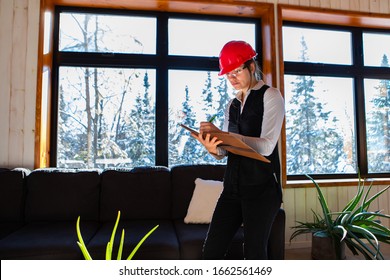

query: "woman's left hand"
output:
191 132 223 155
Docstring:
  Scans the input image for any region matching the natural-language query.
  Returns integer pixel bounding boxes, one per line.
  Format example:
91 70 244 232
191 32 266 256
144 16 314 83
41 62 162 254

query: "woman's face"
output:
225 64 253 91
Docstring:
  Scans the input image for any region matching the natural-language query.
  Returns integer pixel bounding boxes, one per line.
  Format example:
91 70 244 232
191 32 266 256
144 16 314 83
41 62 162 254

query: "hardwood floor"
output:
285 242 390 260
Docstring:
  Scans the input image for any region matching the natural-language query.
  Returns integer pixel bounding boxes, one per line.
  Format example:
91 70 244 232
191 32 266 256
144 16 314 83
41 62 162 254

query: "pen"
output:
208 114 217 123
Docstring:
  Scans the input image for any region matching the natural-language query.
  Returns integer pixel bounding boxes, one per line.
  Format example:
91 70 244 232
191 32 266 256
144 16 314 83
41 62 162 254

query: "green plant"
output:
76 211 159 260
290 174 390 260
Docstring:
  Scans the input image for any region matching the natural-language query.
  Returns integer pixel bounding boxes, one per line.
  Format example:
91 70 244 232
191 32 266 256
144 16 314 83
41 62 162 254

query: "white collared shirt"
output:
215 80 285 157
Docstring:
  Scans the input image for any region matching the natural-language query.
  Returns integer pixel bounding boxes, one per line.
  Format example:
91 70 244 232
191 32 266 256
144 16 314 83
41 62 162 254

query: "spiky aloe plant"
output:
76 211 159 260
290 174 390 260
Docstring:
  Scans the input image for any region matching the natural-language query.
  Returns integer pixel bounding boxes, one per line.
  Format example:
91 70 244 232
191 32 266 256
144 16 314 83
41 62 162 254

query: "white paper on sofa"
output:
184 178 223 224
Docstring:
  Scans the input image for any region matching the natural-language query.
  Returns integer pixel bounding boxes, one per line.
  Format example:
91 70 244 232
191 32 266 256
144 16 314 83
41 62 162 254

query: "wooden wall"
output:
0 0 40 169
0 0 389 248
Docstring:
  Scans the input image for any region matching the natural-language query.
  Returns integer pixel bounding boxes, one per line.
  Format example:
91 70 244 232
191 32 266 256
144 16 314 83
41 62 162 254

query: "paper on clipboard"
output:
180 124 270 163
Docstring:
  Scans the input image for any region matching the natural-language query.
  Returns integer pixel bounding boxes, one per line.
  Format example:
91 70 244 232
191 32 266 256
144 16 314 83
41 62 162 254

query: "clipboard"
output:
180 124 270 163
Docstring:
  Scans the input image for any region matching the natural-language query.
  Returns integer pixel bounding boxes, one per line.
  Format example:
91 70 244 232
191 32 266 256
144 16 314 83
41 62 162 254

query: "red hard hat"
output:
218 40 257 76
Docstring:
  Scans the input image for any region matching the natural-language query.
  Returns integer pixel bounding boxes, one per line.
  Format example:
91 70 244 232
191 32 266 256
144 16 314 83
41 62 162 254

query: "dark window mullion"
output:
155 14 169 166
57 52 158 68
50 7 62 167
284 62 355 77
352 29 368 176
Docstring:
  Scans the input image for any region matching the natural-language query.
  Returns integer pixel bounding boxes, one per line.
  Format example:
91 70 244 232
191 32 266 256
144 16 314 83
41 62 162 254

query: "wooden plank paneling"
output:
359 0 370 11
379 0 389 13
9 0 28 167
283 188 297 245
294 188 307 242
326 186 338 214
350 0 360 10
309 0 321 7
23 0 40 169
370 0 381 12
337 186 349 212
0 0 13 166
305 186 317 241
329 0 341 9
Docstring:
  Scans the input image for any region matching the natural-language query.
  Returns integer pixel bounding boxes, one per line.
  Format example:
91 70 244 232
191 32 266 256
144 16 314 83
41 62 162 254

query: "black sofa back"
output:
100 167 172 221
25 168 101 222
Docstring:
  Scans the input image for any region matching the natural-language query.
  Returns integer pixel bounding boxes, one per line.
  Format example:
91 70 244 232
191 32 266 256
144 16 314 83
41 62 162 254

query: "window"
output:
283 23 390 179
52 7 260 168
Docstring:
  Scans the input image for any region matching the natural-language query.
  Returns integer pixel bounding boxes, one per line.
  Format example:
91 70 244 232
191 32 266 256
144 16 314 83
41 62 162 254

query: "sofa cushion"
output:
87 219 179 260
184 178 223 224
25 168 100 222
100 167 171 222
0 221 100 259
171 164 226 220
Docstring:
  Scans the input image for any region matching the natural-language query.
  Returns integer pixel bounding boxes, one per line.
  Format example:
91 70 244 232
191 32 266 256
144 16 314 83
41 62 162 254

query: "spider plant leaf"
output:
106 241 113 260
344 172 369 214
306 175 332 230
333 225 347 241
352 212 390 224
76 216 92 260
361 186 390 211
127 225 159 260
347 231 378 259
343 236 373 259
117 229 125 260
106 211 121 260
77 241 92 260
349 225 380 258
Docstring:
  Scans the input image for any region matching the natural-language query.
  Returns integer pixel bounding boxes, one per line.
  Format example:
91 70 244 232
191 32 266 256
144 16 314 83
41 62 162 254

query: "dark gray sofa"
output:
0 164 285 260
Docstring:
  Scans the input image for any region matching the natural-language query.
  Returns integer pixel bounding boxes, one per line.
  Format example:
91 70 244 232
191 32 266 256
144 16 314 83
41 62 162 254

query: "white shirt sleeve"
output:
242 87 284 156
218 86 284 157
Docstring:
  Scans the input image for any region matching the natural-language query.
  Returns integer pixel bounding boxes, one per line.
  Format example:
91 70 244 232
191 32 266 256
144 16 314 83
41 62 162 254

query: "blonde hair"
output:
244 59 263 81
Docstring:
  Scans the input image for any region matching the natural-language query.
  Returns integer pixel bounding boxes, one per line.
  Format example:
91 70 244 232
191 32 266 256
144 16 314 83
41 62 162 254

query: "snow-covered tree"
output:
286 36 344 175
366 54 390 172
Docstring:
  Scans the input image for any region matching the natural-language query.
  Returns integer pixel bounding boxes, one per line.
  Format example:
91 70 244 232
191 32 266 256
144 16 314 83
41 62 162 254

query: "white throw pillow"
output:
184 178 223 224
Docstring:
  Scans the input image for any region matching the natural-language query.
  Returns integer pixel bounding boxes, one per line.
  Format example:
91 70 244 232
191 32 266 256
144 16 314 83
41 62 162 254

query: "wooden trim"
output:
35 0 55 168
36 0 276 168
286 178 390 189
280 4 390 29
46 0 271 17
277 5 287 187
35 0 45 169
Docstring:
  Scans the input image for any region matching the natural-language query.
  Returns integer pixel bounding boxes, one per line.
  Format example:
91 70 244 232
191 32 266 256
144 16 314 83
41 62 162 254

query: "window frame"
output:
37 1 276 168
278 5 390 187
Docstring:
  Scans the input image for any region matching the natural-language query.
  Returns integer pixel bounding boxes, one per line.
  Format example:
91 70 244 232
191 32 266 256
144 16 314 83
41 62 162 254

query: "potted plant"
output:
76 211 159 260
290 174 390 260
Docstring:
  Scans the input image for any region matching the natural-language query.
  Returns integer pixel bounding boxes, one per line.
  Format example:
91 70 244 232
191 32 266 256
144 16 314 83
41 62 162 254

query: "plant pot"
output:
311 232 346 260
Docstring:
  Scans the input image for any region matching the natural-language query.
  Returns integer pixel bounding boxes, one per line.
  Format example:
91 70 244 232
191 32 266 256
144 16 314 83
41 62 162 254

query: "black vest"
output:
225 85 281 189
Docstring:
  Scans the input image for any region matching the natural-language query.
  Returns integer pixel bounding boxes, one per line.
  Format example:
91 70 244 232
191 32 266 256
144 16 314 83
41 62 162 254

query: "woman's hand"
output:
191 132 223 155
199 121 222 134
191 122 223 155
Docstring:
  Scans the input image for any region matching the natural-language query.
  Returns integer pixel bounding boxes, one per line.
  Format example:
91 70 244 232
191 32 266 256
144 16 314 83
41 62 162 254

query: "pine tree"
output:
125 71 155 166
286 36 344 174
366 54 390 172
180 86 209 163
202 72 215 118
214 76 230 129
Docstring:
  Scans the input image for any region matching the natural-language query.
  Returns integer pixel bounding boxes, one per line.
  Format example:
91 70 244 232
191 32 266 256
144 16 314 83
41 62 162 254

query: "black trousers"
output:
202 179 281 260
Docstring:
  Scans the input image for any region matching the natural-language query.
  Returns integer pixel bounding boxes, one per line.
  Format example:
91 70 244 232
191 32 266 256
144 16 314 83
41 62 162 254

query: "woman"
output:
193 40 284 259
